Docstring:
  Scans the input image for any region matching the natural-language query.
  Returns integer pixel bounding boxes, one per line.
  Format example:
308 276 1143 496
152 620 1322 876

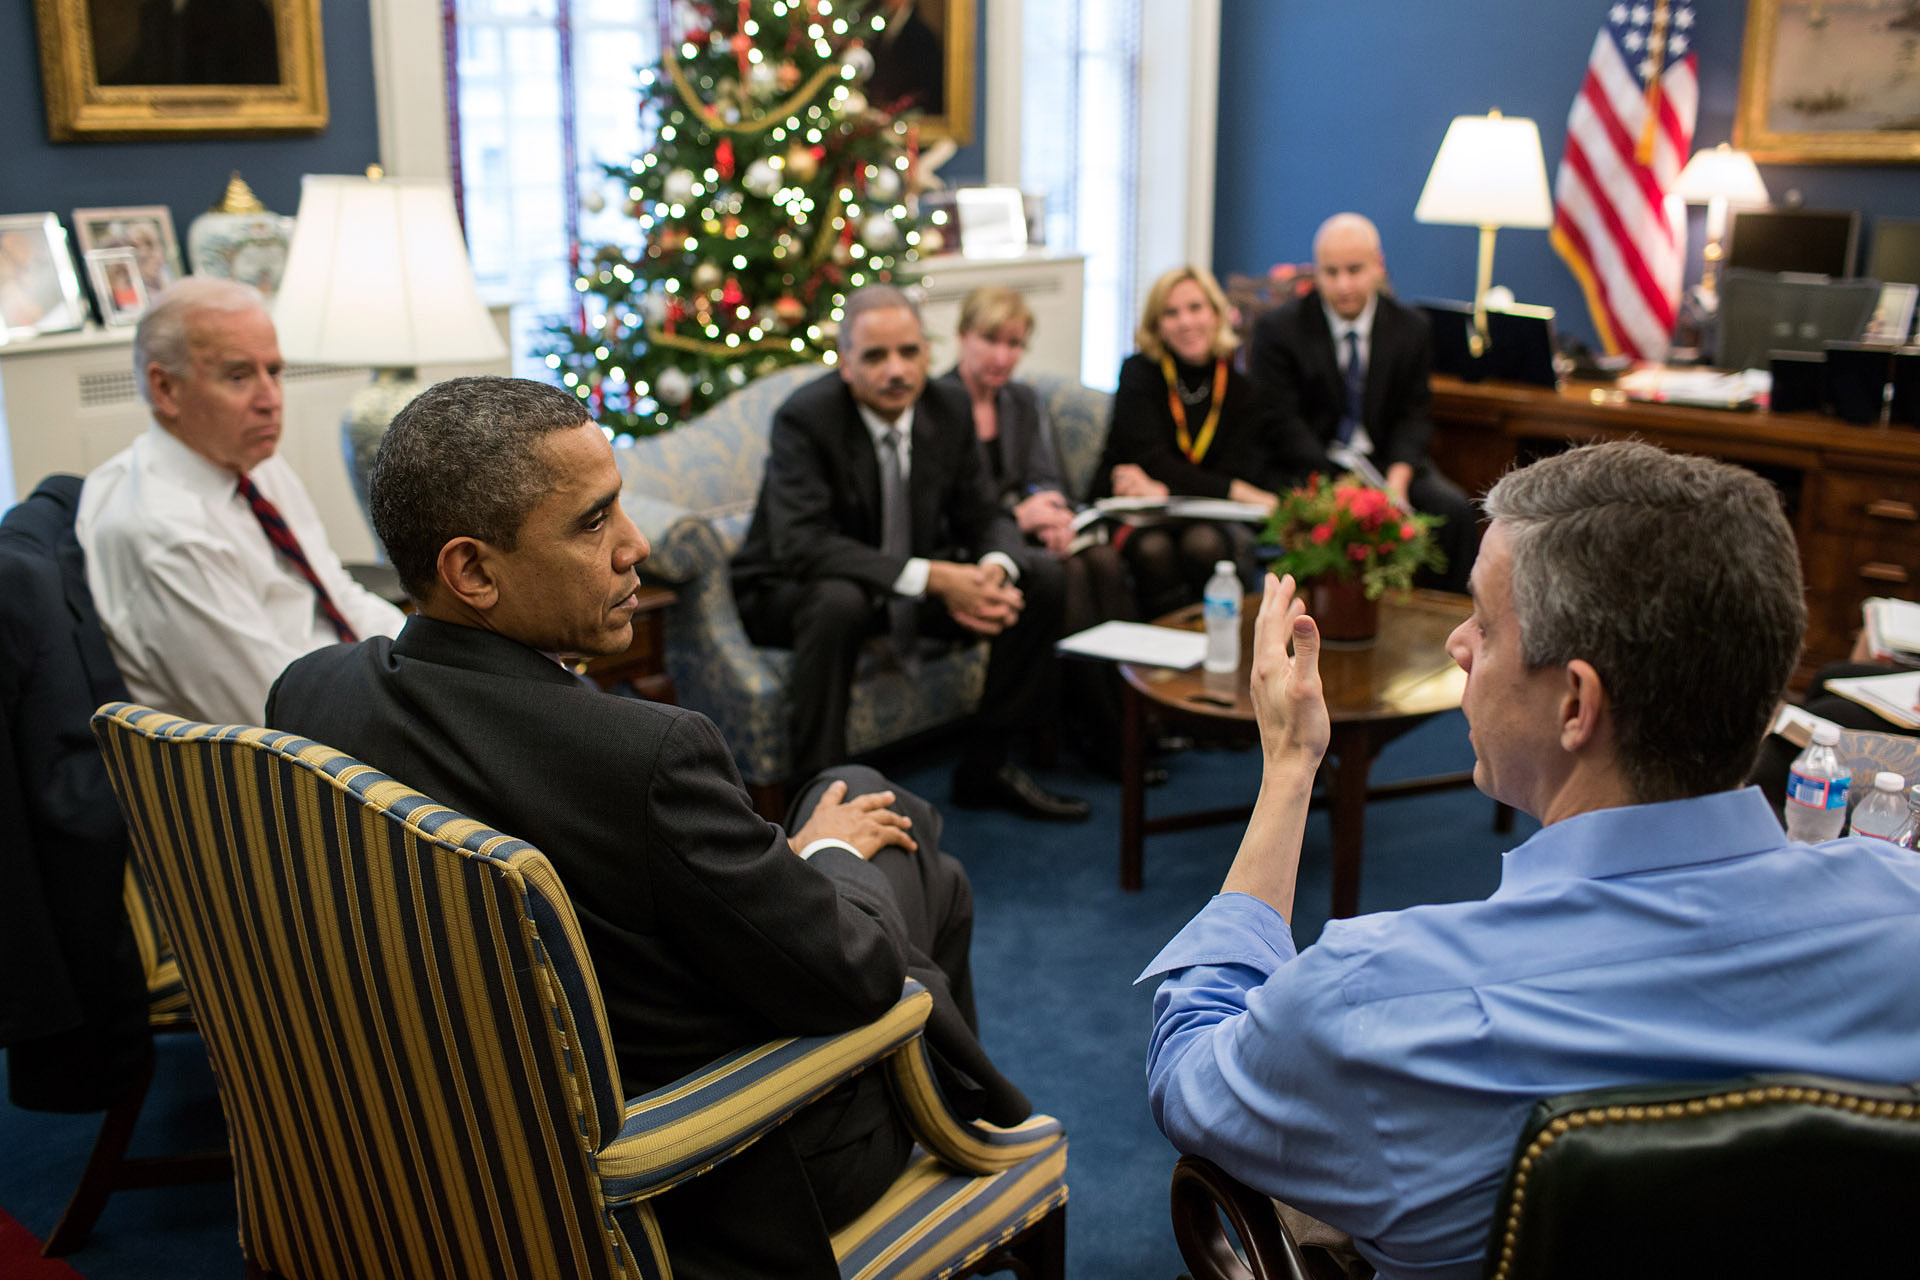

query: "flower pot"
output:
1308 575 1379 644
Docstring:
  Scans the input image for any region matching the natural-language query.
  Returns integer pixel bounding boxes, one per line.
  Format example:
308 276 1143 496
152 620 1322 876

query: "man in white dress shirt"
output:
77 278 404 726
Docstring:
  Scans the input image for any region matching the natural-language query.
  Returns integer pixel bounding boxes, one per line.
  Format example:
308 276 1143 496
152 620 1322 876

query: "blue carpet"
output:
0 709 1537 1278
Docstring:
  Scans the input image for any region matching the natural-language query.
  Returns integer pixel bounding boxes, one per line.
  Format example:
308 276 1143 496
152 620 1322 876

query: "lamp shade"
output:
1672 143 1770 206
1414 113 1553 229
273 174 506 367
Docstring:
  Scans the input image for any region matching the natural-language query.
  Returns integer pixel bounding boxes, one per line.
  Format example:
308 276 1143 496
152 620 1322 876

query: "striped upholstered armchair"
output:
92 704 1068 1280
614 364 1112 812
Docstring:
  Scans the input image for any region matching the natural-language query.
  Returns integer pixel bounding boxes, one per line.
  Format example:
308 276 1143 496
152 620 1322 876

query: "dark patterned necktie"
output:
235 474 358 643
1338 327 1366 446
877 426 919 671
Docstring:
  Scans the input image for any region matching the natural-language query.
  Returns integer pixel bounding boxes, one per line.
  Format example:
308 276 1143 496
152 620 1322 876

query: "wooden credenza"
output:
1426 375 1920 682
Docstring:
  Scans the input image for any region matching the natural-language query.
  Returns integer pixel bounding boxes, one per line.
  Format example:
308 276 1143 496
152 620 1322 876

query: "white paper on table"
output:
1094 495 1168 514
1826 671 1920 731
1056 621 1206 669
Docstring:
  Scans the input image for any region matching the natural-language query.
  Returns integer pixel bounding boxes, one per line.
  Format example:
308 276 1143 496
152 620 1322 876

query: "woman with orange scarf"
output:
1092 265 1320 617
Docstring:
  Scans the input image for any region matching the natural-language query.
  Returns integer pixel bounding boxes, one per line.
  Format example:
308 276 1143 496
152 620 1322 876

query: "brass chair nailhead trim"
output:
1486 1083 1920 1280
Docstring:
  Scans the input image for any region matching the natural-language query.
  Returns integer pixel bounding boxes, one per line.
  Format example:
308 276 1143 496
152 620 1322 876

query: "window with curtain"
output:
1020 0 1141 389
448 0 660 381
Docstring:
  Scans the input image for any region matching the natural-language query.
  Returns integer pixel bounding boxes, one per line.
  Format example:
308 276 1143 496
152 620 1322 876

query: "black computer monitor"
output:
1419 300 1488 381
1715 269 1882 371
1417 299 1556 387
1725 208 1860 278
1868 217 1920 286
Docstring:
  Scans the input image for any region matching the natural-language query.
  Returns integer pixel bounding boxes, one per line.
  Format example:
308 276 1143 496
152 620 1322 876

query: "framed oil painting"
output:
867 0 975 144
33 0 328 141
1736 0 1920 163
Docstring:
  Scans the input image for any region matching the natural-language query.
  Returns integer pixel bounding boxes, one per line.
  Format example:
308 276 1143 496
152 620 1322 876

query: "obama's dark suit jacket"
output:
267 615 1024 1278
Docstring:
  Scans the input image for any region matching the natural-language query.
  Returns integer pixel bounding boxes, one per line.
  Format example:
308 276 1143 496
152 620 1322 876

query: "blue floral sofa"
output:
615 363 1112 806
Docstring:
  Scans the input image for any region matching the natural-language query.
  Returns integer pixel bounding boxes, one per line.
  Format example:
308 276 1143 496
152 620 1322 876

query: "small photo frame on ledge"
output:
73 204 182 298
85 247 149 327
0 211 88 341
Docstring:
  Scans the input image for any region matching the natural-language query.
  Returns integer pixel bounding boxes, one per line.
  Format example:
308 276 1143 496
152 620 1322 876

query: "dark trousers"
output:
740 555 1067 781
652 765 1003 1276
1407 464 1479 595
781 766 980 1226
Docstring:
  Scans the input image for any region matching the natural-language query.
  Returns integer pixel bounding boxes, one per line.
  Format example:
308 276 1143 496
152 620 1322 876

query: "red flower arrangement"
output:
1262 474 1447 599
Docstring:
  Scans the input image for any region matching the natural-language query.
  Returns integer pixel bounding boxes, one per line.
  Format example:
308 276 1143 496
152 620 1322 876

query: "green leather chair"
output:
1171 1073 1920 1280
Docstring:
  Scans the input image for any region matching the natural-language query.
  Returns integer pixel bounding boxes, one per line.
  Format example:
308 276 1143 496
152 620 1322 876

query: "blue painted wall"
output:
0 1 382 250
1213 0 1920 351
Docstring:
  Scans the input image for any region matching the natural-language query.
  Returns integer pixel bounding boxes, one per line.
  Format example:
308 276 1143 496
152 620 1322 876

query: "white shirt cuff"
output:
798 837 862 861
981 551 1020 584
893 557 931 598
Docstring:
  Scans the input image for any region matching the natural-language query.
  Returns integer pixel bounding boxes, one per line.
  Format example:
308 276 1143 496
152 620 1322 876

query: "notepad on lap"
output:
1825 670 1920 731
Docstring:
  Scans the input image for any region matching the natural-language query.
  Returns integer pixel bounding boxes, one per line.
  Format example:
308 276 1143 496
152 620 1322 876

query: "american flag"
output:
1550 1 1698 361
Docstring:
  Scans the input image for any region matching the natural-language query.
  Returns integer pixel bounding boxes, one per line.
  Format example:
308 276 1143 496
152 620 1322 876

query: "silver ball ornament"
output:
861 214 900 251
843 46 875 81
742 158 781 198
655 366 693 406
866 165 902 201
661 168 697 204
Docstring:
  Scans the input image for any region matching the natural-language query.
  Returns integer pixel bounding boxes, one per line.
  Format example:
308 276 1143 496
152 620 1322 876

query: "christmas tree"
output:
548 0 937 438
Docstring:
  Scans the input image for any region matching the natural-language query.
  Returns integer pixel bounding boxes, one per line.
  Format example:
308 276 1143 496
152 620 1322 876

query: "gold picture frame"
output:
1735 0 1920 164
869 0 974 145
33 0 328 142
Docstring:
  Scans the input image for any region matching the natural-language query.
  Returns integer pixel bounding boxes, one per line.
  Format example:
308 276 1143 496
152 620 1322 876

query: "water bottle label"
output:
1204 597 1237 623
1786 771 1848 811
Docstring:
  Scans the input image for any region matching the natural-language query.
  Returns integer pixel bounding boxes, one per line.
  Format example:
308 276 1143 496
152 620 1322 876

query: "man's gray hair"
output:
837 284 922 354
371 376 591 601
1482 440 1805 803
133 278 267 403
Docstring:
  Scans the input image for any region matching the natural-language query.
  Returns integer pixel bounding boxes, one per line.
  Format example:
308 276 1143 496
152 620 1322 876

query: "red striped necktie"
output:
234 473 359 643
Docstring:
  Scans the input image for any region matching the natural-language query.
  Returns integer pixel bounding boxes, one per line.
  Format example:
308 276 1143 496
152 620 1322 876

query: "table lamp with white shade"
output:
272 169 507 525
1413 109 1553 357
1672 143 1770 305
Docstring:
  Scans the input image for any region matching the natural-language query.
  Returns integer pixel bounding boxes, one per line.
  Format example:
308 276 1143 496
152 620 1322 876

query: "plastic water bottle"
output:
1849 772 1909 841
1782 723 1849 843
1891 787 1920 851
1202 561 1241 674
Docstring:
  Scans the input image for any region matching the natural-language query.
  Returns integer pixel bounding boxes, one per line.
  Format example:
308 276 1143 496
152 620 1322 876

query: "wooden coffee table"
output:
1118 589 1506 917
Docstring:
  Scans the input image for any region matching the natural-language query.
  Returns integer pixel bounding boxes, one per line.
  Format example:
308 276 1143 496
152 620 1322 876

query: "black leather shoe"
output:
952 763 1092 822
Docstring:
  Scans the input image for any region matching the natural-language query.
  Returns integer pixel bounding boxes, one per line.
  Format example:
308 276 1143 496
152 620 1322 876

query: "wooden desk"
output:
1427 376 1920 680
582 585 678 702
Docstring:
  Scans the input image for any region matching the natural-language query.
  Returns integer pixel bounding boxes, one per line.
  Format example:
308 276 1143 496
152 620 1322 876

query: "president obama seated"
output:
265 376 1032 1278
732 284 1089 821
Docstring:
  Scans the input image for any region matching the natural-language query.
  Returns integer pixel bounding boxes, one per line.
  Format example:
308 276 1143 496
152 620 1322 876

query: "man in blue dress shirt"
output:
1144 440 1920 1280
